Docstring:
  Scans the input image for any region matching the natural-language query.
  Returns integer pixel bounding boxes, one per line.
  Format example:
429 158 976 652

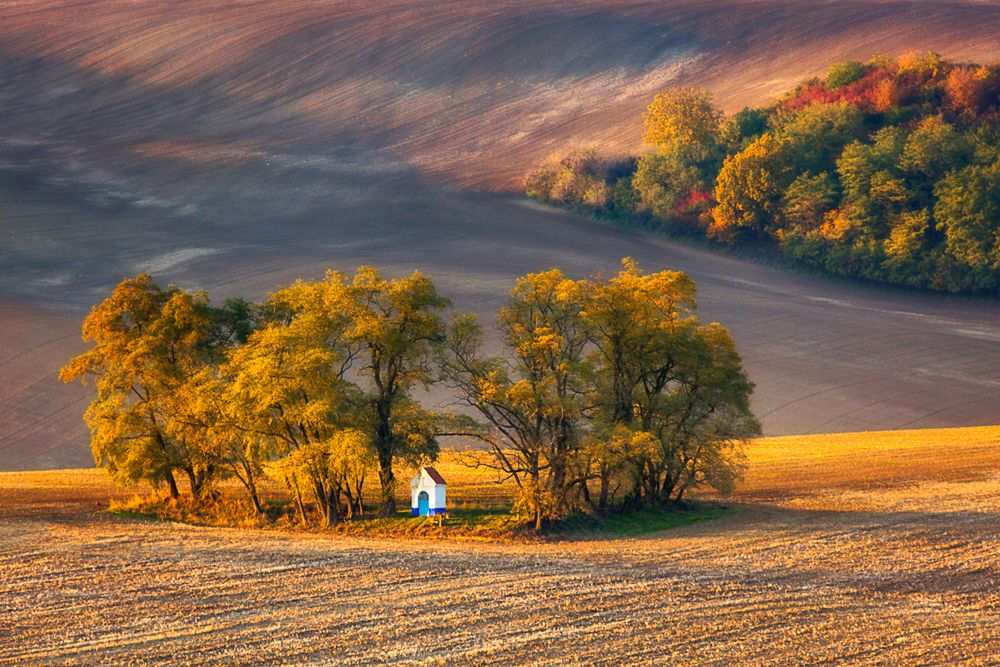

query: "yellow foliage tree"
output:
443 269 588 531
447 260 758 525
218 272 364 525
60 276 222 499
643 88 723 160
340 267 449 515
581 259 757 506
710 133 788 242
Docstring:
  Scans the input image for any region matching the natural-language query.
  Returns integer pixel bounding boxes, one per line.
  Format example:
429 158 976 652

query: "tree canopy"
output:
526 53 1000 294
63 268 452 523
66 262 757 532
444 259 758 530
59 276 235 499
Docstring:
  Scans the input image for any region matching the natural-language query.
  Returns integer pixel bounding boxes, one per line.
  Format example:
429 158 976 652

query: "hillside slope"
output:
2 1 1000 468
4 1 1000 188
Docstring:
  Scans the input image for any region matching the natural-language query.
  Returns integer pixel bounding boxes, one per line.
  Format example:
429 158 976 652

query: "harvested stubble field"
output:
2 426 999 665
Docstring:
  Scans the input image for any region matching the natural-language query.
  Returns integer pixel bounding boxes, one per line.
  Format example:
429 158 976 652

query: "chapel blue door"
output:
418 491 429 516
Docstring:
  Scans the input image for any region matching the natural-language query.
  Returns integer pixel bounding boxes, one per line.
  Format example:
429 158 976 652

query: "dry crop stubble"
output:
1 426 998 664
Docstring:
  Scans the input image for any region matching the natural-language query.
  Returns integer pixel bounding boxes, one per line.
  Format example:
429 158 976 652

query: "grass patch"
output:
107 508 164 523
555 503 735 538
329 505 529 541
107 494 275 529
104 493 733 542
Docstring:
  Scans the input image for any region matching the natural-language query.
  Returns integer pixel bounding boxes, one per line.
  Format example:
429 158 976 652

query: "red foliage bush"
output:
781 67 933 114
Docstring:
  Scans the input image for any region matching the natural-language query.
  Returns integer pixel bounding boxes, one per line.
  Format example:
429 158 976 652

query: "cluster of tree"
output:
444 259 759 530
525 54 1000 293
60 269 449 527
63 261 758 532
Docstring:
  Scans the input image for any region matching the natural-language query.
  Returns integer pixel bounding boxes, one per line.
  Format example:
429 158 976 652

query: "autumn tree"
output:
220 268 449 520
882 208 935 284
643 88 723 164
60 276 226 499
179 369 269 513
648 322 758 502
720 108 769 152
446 261 758 527
826 60 867 89
631 151 708 230
781 171 840 233
636 89 725 227
272 429 373 525
837 127 907 204
774 102 865 174
945 66 999 116
216 273 368 525
443 269 588 531
524 150 615 210
901 116 971 187
710 133 789 241
897 50 947 79
341 267 448 515
578 259 696 506
580 259 758 506
934 161 1000 284
149 300 260 508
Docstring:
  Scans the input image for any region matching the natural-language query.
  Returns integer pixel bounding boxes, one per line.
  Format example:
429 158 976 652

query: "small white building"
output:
410 466 447 517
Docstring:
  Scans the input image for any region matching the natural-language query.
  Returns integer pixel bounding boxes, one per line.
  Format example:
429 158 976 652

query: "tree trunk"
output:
325 488 340 527
377 451 396 516
186 467 200 500
353 478 365 516
153 430 178 500
644 464 660 501
165 470 180 499
581 475 593 507
373 393 398 516
313 480 329 526
342 487 354 520
551 462 567 514
246 479 264 514
533 475 544 533
661 473 677 505
290 479 307 527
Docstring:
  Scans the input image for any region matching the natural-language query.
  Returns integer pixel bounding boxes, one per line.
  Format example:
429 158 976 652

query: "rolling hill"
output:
2 0 1000 469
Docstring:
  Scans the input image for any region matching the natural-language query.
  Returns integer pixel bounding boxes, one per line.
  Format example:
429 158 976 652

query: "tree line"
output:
62 260 758 531
526 53 1000 294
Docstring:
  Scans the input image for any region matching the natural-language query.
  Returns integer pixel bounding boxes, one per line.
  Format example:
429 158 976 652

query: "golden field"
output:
2 426 999 665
